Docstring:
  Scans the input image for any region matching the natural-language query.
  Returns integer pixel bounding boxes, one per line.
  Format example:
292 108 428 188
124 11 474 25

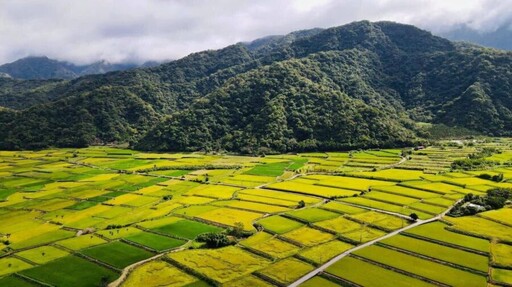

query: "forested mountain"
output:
0 21 511 153
0 56 158 80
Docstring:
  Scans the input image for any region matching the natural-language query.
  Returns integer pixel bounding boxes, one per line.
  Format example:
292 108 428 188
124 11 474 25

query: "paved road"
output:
288 200 460 287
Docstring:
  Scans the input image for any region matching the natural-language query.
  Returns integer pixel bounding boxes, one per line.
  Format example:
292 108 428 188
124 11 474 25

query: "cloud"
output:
0 0 511 64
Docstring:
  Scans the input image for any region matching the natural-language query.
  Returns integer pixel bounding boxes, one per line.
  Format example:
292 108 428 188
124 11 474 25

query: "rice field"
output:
122 260 198 287
285 208 340 222
298 240 354 265
265 181 358 198
16 245 70 264
353 245 488 287
281 226 335 246
446 216 512 241
257 215 304 234
324 256 436 287
81 241 154 269
168 246 271 284
491 243 512 267
125 232 186 251
242 234 300 259
0 144 511 286
19 255 119 287
55 234 108 250
196 207 262 230
379 234 489 272
403 221 490 252
256 258 314 285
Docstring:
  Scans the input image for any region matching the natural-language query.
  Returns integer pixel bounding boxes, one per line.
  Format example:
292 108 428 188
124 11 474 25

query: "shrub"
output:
196 232 231 248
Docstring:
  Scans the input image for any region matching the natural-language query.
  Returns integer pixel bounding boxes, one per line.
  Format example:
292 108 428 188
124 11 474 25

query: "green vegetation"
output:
1 143 511 286
0 275 38 287
19 256 119 287
126 232 186 251
325 256 435 287
0 257 34 277
286 208 339 223
196 232 231 248
81 241 154 269
151 219 223 239
257 258 314 285
257 215 304 234
354 245 487 286
404 221 490 252
16 245 69 264
246 161 290 176
3 22 512 152
449 188 512 216
380 234 488 272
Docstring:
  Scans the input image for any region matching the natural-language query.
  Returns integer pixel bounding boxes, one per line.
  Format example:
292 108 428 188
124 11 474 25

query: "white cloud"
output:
0 0 510 64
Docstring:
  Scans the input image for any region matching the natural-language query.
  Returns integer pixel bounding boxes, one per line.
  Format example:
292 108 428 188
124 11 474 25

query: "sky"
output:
0 0 511 65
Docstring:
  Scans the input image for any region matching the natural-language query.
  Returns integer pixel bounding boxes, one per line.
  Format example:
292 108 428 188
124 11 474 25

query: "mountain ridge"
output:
0 56 162 80
0 21 511 153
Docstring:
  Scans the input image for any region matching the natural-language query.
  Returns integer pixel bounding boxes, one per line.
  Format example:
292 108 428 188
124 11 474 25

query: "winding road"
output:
288 200 460 287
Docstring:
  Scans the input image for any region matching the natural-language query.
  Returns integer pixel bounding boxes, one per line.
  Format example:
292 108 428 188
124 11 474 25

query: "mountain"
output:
0 21 511 153
441 24 512 51
0 56 161 80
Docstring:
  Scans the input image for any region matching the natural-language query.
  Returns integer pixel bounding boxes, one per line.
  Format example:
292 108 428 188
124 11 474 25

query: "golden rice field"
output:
0 140 511 286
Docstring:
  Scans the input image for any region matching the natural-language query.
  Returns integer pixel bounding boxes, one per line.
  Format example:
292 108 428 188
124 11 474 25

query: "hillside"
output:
0 21 511 152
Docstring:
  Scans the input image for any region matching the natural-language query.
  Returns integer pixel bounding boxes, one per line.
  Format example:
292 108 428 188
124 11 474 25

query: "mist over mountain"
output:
0 56 162 80
0 21 511 153
441 23 512 51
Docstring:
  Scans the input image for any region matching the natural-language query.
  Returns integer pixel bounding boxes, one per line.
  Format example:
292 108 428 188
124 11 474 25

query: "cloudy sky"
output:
0 0 511 64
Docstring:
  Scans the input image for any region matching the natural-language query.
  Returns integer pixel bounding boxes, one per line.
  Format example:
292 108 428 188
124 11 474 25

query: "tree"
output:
196 232 230 248
297 200 305 208
409 213 419 221
99 276 110 287
232 222 244 237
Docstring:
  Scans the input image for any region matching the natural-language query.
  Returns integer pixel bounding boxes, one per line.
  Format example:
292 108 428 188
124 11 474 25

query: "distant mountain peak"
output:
441 23 512 51
0 56 159 80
